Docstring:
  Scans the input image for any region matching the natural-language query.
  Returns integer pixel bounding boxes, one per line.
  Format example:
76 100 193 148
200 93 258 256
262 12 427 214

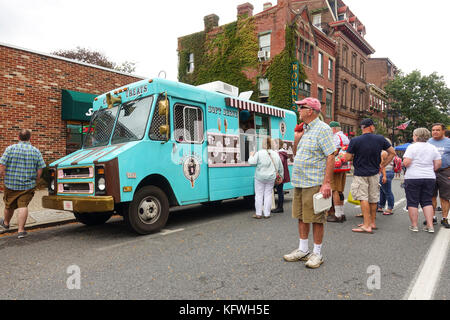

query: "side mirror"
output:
106 93 122 109
158 93 170 141
158 99 169 117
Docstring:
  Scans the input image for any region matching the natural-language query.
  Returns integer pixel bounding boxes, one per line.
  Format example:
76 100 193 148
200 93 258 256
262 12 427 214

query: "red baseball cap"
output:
295 97 321 112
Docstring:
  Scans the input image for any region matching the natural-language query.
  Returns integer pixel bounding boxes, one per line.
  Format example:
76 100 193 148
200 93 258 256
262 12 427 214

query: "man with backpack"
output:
327 121 350 223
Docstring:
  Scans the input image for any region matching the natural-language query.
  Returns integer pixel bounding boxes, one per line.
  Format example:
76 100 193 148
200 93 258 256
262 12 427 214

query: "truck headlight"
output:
98 178 106 191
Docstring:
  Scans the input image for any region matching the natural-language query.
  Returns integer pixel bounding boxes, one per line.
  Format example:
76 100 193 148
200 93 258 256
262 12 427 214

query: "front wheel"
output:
73 212 113 226
125 186 169 235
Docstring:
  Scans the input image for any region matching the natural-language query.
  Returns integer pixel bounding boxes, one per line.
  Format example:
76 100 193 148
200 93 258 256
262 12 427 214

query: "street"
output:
0 177 449 300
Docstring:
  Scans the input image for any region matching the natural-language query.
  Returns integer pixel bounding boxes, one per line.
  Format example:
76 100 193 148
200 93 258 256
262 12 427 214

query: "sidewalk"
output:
0 189 76 234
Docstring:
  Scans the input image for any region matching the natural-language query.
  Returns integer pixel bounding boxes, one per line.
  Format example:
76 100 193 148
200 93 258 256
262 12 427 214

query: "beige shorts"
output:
3 187 36 211
350 175 380 203
331 171 347 193
292 186 326 224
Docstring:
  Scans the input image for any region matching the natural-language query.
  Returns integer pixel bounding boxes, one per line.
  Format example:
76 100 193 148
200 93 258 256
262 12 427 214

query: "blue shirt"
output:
347 133 391 177
0 142 46 190
428 137 450 169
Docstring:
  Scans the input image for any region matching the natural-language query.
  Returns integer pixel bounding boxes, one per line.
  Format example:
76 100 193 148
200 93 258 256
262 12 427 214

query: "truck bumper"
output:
42 195 115 213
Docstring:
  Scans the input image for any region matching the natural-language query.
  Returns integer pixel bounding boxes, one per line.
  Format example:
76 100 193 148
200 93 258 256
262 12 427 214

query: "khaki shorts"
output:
292 186 326 224
434 168 450 200
3 187 35 211
331 171 347 193
350 175 380 203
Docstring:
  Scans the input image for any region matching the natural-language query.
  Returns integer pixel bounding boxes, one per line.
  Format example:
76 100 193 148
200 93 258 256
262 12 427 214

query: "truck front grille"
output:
58 183 94 194
58 167 94 179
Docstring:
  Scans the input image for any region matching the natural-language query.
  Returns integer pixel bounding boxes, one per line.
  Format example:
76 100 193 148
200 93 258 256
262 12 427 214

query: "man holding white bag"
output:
283 98 335 269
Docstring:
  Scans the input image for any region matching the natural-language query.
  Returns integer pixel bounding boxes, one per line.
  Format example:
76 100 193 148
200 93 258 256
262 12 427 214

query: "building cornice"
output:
329 21 375 55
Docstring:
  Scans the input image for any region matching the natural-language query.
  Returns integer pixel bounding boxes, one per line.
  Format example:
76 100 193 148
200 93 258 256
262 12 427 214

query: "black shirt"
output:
347 133 391 177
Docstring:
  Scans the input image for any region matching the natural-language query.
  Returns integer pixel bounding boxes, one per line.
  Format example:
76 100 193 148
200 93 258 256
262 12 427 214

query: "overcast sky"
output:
1 0 449 86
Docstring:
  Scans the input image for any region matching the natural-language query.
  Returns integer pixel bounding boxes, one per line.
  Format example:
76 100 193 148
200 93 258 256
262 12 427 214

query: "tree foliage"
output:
52 47 136 73
385 70 450 141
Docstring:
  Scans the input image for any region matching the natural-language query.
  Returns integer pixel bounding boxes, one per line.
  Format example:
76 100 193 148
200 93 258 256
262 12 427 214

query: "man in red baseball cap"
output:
283 97 336 269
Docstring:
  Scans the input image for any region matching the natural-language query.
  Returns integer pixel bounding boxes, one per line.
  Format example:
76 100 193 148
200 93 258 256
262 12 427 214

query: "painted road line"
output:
404 228 450 300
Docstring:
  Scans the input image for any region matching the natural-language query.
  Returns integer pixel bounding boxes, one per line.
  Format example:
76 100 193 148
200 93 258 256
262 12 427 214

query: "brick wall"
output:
0 44 142 166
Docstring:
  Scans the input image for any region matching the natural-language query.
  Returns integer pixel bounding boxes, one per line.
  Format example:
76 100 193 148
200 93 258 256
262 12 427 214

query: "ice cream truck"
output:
42 78 297 234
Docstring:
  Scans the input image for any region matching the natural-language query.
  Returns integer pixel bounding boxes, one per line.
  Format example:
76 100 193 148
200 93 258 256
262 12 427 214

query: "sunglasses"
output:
298 105 311 110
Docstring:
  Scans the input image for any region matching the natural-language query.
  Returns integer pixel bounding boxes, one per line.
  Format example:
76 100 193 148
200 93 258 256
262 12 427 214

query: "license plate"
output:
63 201 74 211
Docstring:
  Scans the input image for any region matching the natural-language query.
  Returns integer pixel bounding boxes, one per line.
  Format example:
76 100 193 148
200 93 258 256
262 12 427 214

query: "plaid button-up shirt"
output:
292 118 335 188
0 142 46 190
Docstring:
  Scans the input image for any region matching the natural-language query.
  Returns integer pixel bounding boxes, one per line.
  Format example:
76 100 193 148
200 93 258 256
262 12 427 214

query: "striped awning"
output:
225 98 285 118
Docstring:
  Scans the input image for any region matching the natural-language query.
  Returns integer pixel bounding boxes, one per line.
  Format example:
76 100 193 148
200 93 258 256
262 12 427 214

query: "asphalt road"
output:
0 177 448 300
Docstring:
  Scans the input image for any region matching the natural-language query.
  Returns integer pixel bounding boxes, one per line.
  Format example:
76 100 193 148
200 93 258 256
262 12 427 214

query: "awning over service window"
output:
61 89 97 122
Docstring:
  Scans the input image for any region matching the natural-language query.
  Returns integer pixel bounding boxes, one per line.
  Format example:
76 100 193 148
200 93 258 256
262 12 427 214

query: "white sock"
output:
299 239 309 253
335 206 344 218
313 243 322 257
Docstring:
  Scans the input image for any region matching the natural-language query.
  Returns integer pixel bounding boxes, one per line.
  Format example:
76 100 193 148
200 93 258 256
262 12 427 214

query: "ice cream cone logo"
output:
280 121 286 138
182 155 201 188
224 119 228 133
218 118 221 132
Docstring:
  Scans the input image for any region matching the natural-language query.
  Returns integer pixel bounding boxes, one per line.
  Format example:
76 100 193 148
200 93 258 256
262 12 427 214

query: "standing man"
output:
0 129 46 238
428 123 450 228
344 119 396 233
327 121 350 223
283 98 335 269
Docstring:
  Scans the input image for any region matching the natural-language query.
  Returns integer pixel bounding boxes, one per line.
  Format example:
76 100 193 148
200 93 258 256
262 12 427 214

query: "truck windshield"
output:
83 95 154 148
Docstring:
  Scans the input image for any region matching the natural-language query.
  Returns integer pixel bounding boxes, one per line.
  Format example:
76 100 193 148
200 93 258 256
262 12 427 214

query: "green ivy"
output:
265 25 306 120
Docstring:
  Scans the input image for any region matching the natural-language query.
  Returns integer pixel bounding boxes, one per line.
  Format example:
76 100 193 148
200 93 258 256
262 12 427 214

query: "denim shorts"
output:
405 179 435 208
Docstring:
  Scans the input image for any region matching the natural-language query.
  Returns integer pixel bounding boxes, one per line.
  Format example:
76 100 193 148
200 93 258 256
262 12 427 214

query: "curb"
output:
0 217 77 236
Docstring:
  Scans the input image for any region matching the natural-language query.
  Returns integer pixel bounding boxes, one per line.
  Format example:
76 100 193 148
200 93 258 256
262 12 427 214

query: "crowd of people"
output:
247 97 449 269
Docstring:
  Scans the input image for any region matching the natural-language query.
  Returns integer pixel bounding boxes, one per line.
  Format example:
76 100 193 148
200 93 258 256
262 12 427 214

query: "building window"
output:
359 90 365 111
259 33 271 57
313 14 322 30
187 53 194 73
328 59 333 81
318 52 324 76
326 91 333 118
342 46 348 68
298 38 313 68
350 86 357 110
66 121 90 155
299 81 311 98
341 81 348 108
351 53 357 74
360 60 365 79
259 78 270 98
318 87 324 103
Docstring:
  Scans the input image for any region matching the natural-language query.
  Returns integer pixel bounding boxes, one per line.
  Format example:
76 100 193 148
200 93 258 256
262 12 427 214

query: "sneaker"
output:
17 232 28 239
423 217 437 226
441 218 450 229
408 226 419 232
422 227 435 233
0 218 10 231
283 249 311 262
271 208 284 213
305 253 324 269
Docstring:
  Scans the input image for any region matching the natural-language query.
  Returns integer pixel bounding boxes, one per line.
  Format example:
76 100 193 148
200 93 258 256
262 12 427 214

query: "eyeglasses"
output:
298 106 311 110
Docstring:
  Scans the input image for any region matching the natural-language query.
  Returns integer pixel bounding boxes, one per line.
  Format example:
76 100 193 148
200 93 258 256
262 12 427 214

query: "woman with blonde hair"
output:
403 128 441 233
248 136 284 219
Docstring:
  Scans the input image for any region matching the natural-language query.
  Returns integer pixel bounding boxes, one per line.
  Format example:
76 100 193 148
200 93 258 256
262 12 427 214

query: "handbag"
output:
334 135 351 173
267 150 283 186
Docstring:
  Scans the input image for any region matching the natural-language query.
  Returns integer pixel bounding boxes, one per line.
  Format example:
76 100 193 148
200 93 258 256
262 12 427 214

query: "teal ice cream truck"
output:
42 78 297 234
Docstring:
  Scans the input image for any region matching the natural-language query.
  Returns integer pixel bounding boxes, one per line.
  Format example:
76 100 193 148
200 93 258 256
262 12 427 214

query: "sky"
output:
1 0 449 86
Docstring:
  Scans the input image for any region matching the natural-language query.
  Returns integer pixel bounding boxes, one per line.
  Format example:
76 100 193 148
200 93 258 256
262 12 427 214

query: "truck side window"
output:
174 104 204 144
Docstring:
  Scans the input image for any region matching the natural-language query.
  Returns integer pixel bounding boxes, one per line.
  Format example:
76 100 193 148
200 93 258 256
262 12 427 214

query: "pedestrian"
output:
344 119 396 234
445 130 450 138
0 129 46 238
248 136 283 219
427 123 450 228
378 137 395 216
283 97 335 269
403 128 441 233
271 139 290 214
327 121 350 223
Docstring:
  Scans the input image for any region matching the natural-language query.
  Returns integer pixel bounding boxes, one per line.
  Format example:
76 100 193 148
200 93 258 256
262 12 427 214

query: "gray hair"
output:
413 128 431 142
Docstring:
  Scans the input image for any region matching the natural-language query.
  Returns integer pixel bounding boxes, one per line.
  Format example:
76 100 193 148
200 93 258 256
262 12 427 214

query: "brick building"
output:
0 42 142 167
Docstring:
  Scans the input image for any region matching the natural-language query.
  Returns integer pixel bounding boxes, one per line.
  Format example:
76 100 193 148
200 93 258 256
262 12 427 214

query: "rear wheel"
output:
125 186 169 235
73 212 113 226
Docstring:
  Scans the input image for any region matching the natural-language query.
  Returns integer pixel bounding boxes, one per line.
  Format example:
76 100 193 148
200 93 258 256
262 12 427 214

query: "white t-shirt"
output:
403 142 441 179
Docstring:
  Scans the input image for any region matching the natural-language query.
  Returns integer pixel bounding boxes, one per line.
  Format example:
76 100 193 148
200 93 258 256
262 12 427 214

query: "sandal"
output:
358 224 378 230
383 211 393 216
352 226 374 234
252 214 262 219
355 213 364 217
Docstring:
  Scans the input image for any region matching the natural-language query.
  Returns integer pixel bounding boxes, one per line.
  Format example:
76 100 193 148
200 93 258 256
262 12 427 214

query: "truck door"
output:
170 99 209 204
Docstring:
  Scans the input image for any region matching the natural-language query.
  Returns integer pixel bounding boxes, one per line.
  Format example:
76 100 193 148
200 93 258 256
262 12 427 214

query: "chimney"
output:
237 2 254 18
263 2 272 10
204 14 219 32
277 0 289 8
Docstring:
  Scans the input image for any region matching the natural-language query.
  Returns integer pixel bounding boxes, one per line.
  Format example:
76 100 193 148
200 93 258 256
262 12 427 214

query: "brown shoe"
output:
327 214 345 223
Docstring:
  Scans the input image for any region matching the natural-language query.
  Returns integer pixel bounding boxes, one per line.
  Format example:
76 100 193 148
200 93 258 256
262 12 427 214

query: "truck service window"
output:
174 104 204 143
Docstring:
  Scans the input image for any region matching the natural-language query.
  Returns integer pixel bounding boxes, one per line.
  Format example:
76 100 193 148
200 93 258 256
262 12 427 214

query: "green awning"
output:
61 89 97 121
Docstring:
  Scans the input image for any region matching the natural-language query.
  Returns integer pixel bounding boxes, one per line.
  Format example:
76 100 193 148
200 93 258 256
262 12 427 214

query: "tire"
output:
125 186 169 235
73 212 113 226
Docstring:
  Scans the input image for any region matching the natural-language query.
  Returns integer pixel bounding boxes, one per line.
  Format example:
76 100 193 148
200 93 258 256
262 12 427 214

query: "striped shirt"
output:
0 141 46 190
292 118 335 188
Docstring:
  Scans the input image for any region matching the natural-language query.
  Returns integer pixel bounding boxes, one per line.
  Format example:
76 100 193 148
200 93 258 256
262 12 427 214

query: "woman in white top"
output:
248 136 284 219
403 128 442 233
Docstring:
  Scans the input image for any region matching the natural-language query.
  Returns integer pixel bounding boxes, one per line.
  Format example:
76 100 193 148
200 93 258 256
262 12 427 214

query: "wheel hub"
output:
138 197 160 223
